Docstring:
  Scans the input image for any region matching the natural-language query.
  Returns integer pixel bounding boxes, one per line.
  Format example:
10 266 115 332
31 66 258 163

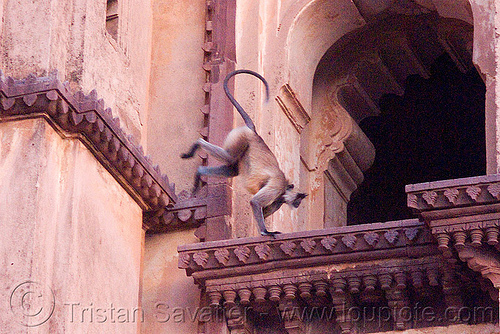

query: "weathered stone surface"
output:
0 118 143 333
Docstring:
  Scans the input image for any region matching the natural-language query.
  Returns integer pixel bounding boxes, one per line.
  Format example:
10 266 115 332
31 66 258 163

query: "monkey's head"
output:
284 184 308 208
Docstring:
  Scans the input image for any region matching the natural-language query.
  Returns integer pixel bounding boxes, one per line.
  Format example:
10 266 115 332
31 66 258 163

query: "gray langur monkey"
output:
181 69 307 236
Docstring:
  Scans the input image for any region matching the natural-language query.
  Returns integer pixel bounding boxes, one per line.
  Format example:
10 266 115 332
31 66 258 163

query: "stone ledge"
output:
178 219 438 279
407 174 500 292
177 218 493 332
0 71 178 230
406 174 500 212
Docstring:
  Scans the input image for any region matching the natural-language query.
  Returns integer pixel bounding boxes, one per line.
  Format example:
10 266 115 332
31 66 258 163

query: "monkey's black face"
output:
284 188 307 208
291 192 307 208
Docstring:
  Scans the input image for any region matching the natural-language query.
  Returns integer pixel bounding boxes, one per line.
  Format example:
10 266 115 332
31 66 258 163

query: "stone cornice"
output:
177 219 485 332
178 219 439 281
407 174 500 290
406 174 500 215
0 71 177 229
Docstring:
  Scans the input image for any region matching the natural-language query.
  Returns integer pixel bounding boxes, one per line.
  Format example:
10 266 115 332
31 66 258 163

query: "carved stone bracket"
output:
201 256 462 332
0 71 178 230
407 174 500 290
458 245 500 288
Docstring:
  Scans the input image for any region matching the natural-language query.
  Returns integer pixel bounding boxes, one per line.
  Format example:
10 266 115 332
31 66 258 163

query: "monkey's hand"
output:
260 230 281 238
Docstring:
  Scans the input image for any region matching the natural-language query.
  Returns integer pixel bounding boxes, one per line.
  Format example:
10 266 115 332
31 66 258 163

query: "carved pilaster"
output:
386 288 411 331
279 299 306 334
330 281 356 334
225 304 253 334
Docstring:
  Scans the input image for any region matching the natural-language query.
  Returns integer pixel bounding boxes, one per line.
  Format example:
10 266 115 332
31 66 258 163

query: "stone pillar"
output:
468 0 500 173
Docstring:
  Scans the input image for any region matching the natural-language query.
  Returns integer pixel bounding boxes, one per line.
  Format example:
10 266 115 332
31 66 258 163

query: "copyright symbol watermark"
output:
10 281 55 327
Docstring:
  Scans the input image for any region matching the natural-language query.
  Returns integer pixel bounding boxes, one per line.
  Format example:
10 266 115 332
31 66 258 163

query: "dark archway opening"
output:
347 54 486 225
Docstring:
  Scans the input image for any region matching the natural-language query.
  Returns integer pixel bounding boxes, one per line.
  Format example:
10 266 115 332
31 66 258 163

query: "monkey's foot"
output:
260 230 281 238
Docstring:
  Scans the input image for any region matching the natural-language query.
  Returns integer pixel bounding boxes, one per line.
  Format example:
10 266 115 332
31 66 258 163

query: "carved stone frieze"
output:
406 174 500 212
407 174 500 289
178 219 436 277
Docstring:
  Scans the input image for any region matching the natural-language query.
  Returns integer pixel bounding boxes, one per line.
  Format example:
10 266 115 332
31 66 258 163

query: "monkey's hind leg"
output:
192 164 238 193
182 138 236 165
181 142 200 159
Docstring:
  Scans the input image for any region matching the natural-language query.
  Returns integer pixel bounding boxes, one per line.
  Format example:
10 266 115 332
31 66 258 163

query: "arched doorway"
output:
309 14 485 226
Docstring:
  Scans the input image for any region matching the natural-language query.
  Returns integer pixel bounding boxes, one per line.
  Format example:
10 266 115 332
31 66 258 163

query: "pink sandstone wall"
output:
141 0 206 333
0 118 143 333
146 0 206 193
0 0 152 141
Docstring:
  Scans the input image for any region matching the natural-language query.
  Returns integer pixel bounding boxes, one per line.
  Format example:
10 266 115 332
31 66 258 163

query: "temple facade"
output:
1 0 500 333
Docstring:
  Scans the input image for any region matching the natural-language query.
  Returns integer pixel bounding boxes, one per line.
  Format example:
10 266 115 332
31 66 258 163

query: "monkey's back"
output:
224 127 287 195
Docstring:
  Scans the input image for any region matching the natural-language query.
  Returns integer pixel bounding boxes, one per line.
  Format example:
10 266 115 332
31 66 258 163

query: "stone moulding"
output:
202 256 451 305
406 174 500 212
177 218 438 279
0 71 179 230
178 218 481 331
407 174 500 291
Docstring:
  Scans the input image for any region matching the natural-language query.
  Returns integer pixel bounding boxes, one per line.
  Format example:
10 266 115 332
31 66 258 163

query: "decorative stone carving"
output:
444 188 460 204
0 72 179 231
178 252 191 269
407 175 500 293
363 232 379 247
280 241 297 256
234 246 251 263
298 282 313 299
384 229 399 244
300 239 316 253
283 284 298 300
466 185 481 201
255 243 271 261
321 236 337 251
342 234 357 249
193 251 210 268
268 286 282 302
214 248 230 265
238 289 252 305
487 183 500 199
178 219 433 275
422 191 438 206
404 227 420 241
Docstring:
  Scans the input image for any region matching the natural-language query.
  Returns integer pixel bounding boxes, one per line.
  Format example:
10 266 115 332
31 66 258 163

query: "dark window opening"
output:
347 54 486 225
106 0 119 41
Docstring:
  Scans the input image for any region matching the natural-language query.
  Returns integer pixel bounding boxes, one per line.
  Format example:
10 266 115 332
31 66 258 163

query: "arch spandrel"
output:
282 0 366 113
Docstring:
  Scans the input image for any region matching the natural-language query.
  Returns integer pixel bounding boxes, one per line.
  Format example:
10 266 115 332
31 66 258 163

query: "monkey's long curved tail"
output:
223 69 269 133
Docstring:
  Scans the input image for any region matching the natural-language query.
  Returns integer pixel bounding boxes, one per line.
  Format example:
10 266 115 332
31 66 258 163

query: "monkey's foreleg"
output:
193 164 239 193
250 188 283 237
